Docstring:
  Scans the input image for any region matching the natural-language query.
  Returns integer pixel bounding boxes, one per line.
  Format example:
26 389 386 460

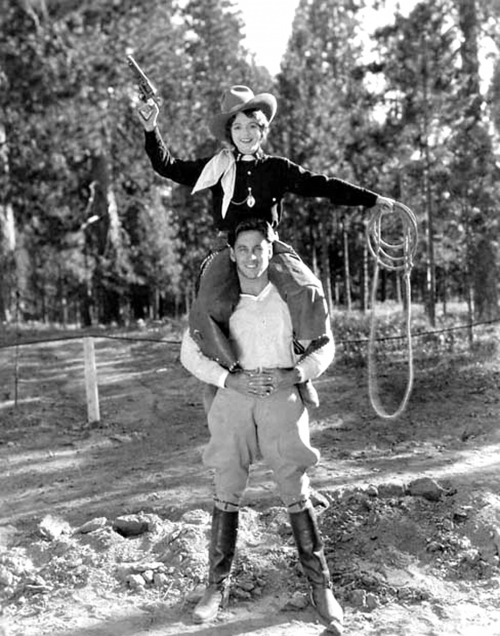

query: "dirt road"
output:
1 327 500 635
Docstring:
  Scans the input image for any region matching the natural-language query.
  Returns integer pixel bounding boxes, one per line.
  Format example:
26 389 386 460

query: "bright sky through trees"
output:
236 0 301 75
236 0 421 76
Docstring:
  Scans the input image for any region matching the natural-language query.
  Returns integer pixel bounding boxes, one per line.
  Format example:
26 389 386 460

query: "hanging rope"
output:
366 201 418 419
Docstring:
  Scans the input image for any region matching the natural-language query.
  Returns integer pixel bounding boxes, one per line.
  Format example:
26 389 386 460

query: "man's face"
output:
230 230 272 282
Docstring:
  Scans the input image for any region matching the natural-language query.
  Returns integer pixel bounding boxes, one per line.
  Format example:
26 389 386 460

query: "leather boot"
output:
193 507 239 624
289 504 343 635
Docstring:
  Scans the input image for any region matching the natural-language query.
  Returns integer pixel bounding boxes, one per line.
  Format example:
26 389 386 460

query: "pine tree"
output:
276 0 382 311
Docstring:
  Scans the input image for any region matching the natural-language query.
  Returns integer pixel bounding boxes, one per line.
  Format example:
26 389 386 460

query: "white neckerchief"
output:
191 149 236 218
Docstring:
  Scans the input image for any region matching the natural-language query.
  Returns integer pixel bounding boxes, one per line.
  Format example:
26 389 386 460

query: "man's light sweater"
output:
181 282 334 388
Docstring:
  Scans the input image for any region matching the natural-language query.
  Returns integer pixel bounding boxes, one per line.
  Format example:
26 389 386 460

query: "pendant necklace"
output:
232 187 255 208
232 154 256 207
247 188 255 208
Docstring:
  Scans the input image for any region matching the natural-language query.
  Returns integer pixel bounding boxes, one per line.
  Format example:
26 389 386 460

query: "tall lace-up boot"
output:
289 504 343 635
192 507 239 624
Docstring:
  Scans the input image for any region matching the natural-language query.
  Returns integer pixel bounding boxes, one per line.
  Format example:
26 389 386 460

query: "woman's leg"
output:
269 242 330 341
189 248 240 370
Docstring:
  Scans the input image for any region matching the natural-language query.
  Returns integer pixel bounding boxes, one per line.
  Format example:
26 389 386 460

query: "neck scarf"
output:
191 149 236 218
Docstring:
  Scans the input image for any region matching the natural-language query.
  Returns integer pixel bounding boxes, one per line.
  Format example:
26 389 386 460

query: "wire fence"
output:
1 316 499 350
1 315 498 423
0 332 182 350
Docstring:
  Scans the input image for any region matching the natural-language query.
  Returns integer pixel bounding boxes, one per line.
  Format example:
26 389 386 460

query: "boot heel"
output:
310 586 343 635
192 583 227 624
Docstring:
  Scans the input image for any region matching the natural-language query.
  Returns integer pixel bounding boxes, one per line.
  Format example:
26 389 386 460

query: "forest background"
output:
1 0 499 333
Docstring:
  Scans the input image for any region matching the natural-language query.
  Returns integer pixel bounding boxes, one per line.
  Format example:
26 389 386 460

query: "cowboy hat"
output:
210 85 277 140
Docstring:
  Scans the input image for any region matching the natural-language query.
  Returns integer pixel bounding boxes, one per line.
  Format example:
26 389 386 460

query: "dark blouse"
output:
144 128 378 232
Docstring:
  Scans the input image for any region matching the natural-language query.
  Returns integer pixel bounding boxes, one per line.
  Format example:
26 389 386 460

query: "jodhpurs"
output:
203 385 320 511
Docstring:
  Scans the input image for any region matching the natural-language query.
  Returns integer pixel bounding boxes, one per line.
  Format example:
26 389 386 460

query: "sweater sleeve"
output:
180 329 229 388
295 332 335 382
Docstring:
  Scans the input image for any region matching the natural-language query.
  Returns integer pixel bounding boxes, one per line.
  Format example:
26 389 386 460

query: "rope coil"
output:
366 202 418 419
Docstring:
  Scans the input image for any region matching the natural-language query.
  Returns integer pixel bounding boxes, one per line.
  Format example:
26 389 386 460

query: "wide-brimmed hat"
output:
210 85 278 140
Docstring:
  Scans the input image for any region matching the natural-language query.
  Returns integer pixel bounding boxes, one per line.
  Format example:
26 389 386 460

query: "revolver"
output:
127 54 161 115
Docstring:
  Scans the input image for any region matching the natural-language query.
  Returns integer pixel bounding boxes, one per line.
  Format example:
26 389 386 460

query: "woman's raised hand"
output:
135 99 159 132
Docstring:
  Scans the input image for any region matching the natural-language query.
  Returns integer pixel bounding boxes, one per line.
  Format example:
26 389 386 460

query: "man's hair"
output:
228 218 275 247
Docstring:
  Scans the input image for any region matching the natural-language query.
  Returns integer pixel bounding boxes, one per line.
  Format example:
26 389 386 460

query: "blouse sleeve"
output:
283 158 379 208
144 128 208 188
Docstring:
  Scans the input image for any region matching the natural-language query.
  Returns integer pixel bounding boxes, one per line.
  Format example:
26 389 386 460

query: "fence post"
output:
83 337 100 425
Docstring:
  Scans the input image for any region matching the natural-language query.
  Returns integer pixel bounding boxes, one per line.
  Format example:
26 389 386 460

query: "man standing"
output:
180 218 343 635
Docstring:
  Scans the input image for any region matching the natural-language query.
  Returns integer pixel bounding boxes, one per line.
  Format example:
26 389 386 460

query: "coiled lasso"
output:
366 201 418 419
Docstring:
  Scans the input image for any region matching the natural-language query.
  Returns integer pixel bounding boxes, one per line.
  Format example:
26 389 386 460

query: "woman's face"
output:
230 112 264 155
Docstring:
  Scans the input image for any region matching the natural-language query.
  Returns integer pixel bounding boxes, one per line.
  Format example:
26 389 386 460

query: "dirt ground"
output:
1 322 500 636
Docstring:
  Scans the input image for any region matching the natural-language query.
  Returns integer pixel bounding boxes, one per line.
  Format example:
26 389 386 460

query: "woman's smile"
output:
231 112 263 154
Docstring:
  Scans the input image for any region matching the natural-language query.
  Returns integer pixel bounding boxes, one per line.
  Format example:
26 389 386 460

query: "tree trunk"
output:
361 239 369 313
89 150 123 325
80 284 92 327
420 31 436 326
342 217 352 311
463 201 474 345
472 236 499 321
0 204 16 323
395 274 402 306
457 0 498 321
441 270 448 316
0 119 16 323
319 220 334 315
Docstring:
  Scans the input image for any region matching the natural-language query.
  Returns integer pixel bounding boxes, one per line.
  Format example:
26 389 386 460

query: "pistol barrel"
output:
126 55 158 102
